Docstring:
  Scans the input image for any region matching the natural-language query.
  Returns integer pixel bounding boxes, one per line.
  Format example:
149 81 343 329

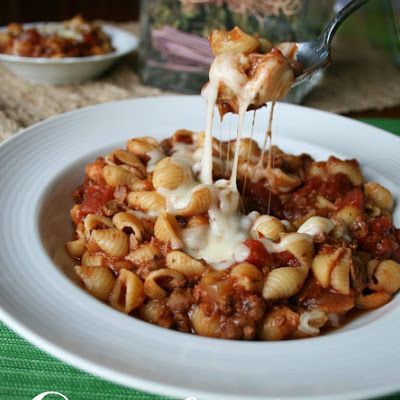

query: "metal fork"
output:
294 0 371 86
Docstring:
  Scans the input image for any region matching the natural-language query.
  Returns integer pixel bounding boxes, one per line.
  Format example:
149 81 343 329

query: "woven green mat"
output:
1 118 400 400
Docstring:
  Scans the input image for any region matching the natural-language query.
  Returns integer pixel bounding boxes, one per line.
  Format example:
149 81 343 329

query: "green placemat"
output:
1 118 400 400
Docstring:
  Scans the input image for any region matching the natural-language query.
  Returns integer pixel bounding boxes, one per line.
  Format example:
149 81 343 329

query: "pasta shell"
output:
262 266 308 301
66 238 85 258
266 168 301 194
308 163 328 180
334 206 362 226
316 195 335 210
82 251 105 267
283 234 314 268
176 187 212 217
259 306 299 341
166 251 206 278
139 299 174 328
355 291 391 310
367 259 380 280
152 157 186 190
373 260 400 294
112 212 144 241
75 265 115 301
311 249 340 288
84 214 113 235
110 269 145 313
144 268 185 299
331 256 351 295
154 213 183 249
126 239 161 265
297 310 328 336
209 27 260 56
108 149 147 178
364 182 393 212
252 215 285 241
127 191 166 214
70 204 81 225
230 262 263 293
327 158 363 185
190 305 221 337
103 164 139 190
127 137 161 159
91 229 129 257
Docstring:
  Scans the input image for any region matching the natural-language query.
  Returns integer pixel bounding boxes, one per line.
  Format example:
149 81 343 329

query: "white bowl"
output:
0 23 138 84
0 96 400 400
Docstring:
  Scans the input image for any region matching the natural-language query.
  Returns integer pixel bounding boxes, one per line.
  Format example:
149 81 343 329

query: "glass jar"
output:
138 0 336 102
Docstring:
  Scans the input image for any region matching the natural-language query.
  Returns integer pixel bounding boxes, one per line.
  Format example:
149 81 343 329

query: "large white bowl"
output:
0 96 399 400
0 24 138 84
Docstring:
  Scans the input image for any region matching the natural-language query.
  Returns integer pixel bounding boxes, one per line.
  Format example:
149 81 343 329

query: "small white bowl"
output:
0 23 138 84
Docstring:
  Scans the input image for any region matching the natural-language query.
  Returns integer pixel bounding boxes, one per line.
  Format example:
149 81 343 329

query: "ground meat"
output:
167 288 195 313
294 277 355 314
166 289 195 333
240 180 283 217
135 259 165 280
194 271 266 339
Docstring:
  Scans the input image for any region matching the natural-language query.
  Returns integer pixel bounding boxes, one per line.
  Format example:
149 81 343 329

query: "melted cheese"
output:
185 198 258 269
158 142 209 214
159 183 208 214
174 173 260 268
146 148 165 172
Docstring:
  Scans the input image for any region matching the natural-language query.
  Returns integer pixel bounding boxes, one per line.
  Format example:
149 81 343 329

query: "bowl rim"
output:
0 22 138 64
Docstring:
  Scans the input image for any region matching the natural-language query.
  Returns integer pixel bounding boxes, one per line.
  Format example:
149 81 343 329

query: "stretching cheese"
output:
153 40 300 268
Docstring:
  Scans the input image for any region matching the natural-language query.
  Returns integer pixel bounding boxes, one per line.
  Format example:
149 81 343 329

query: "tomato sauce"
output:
318 173 352 202
243 239 272 268
273 251 301 268
357 215 400 260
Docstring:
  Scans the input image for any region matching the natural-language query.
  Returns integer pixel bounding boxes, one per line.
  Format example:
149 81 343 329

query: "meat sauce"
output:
70 137 400 340
259 169 400 262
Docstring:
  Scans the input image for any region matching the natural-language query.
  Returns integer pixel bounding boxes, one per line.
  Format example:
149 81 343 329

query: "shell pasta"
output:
67 129 400 340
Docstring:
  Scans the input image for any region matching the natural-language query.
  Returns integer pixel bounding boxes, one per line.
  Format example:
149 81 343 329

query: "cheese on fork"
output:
200 33 295 195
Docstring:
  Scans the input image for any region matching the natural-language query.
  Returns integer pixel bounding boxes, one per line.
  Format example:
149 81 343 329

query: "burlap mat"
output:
0 22 399 142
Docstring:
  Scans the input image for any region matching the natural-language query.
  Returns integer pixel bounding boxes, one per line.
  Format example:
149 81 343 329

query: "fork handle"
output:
323 0 371 45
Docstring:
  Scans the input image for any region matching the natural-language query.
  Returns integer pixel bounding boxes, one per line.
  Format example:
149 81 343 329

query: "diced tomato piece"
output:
370 215 392 234
243 239 272 268
78 182 114 220
358 215 399 259
336 187 364 209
